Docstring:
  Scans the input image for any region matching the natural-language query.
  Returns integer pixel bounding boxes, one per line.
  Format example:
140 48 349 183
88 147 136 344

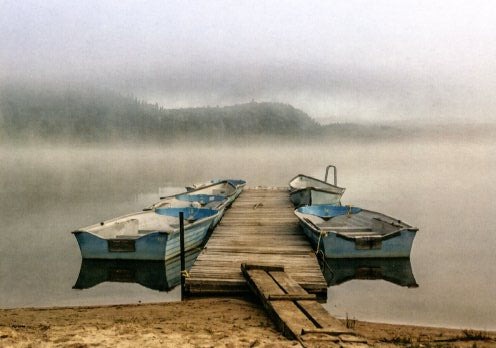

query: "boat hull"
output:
299 222 416 258
290 188 343 207
212 206 226 226
148 196 228 228
185 179 245 202
73 218 214 261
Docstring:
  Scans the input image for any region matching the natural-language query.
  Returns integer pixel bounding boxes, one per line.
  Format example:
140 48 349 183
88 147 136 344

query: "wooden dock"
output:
185 187 327 298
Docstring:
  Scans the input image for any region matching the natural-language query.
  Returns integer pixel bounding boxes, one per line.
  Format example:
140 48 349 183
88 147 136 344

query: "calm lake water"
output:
1 140 495 330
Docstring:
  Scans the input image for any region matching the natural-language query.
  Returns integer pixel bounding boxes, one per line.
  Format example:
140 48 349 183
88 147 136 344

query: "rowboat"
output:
148 193 228 210
73 248 202 291
182 180 239 204
289 166 345 207
72 207 219 261
321 257 418 287
146 181 238 226
294 205 418 258
186 179 246 199
146 193 229 227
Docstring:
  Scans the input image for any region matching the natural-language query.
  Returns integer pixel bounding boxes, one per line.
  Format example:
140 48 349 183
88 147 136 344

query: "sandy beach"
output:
0 297 494 347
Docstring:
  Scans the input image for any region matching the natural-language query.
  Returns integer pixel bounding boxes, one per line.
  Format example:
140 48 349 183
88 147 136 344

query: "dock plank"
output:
241 264 368 348
185 187 327 298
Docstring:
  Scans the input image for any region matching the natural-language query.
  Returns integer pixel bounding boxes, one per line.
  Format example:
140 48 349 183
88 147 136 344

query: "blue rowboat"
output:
182 181 239 205
73 247 202 291
322 257 418 288
294 205 418 258
146 193 229 227
289 170 345 207
72 207 219 261
147 181 238 226
186 179 246 199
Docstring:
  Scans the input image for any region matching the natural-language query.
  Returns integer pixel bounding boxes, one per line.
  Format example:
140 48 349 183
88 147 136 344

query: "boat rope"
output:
181 270 190 278
315 230 328 255
316 249 334 281
347 204 353 217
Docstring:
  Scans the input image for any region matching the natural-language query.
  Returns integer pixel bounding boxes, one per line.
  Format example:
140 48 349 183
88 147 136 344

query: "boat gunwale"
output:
144 181 238 211
71 209 220 239
146 196 230 211
288 174 345 194
294 207 418 242
160 180 238 200
187 179 247 191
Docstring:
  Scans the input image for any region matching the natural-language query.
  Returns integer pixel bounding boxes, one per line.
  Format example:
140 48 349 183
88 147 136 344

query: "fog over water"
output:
2 0 496 122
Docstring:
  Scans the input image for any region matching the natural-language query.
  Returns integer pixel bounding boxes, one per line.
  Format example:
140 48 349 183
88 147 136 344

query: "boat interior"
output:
190 179 246 190
82 211 177 239
79 207 218 239
296 205 413 239
191 181 237 196
289 174 345 193
151 194 227 210
149 182 236 210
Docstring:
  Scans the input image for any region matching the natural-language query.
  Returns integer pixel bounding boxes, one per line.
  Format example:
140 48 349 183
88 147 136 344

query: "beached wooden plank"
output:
241 266 316 337
268 294 317 301
269 271 309 295
240 263 367 347
297 301 351 330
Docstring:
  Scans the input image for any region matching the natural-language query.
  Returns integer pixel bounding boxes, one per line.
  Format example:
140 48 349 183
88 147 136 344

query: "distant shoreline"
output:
2 85 496 145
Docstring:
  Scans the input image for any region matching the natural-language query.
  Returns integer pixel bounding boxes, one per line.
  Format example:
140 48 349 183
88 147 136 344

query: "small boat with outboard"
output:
289 165 345 207
294 205 418 258
72 207 219 261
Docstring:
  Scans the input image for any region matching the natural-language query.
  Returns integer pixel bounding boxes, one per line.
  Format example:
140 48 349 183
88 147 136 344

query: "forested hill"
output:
0 86 321 142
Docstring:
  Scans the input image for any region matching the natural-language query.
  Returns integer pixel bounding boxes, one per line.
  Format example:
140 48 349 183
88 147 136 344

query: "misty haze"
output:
1 1 496 346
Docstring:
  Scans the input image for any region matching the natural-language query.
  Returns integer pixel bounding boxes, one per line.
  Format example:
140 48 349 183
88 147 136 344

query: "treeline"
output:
0 85 321 142
0 84 407 143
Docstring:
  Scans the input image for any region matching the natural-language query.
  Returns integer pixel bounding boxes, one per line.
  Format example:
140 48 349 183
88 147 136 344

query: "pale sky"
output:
1 0 496 122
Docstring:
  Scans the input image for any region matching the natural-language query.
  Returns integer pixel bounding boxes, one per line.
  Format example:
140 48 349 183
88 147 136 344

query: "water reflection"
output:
73 248 201 291
322 258 418 288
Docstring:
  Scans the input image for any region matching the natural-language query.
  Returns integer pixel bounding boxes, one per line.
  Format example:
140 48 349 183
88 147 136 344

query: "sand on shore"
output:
0 297 495 347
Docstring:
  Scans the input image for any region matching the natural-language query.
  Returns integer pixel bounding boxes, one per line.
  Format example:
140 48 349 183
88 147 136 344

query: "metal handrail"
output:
324 165 337 186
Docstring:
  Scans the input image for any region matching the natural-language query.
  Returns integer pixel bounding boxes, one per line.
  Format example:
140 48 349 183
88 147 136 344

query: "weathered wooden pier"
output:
185 187 327 298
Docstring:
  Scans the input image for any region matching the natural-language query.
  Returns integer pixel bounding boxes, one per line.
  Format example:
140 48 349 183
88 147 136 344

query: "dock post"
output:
179 211 185 301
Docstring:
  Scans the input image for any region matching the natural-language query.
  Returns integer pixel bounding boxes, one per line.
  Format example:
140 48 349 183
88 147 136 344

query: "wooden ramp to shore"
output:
241 264 368 348
185 187 327 298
